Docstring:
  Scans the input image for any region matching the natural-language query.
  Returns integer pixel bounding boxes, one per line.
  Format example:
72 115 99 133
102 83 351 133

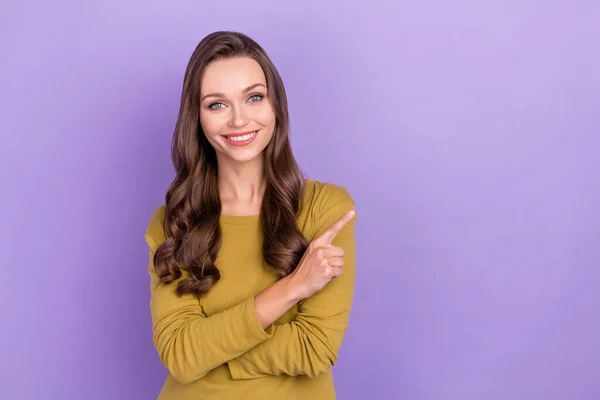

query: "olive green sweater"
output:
144 179 357 400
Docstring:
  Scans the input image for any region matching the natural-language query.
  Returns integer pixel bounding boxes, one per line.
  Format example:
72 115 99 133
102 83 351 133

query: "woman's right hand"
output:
288 210 356 301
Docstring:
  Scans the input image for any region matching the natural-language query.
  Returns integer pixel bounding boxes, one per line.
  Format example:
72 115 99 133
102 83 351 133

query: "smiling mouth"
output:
222 130 258 138
221 130 259 145
222 130 258 140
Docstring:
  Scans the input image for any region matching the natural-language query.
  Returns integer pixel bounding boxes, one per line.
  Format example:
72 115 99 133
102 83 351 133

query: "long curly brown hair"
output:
153 31 309 297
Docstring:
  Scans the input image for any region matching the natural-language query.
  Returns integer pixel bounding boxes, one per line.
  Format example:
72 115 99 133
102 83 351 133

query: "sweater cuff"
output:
243 295 275 341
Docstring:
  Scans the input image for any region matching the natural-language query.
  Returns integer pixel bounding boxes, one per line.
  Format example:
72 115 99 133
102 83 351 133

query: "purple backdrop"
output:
1 1 599 399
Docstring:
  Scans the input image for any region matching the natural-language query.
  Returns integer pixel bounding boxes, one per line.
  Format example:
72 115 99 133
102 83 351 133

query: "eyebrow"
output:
201 83 267 102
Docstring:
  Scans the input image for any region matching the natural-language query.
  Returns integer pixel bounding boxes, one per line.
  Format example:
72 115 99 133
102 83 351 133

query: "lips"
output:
221 130 259 147
222 130 257 139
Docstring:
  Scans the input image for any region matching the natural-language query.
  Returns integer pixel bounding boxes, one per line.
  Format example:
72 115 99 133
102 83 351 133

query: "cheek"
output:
252 105 276 127
199 112 224 136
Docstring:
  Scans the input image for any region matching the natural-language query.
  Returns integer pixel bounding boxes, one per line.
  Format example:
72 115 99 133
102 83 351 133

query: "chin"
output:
226 151 263 163
217 143 267 163
221 137 272 163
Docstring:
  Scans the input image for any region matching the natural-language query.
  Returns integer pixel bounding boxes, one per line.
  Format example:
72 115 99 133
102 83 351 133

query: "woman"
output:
144 31 357 399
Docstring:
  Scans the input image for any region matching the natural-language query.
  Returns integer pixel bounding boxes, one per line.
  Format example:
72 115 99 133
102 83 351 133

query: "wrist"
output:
281 274 304 303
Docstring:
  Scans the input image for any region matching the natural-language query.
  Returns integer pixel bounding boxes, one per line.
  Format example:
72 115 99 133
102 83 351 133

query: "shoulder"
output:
144 204 168 252
304 179 355 211
303 179 356 238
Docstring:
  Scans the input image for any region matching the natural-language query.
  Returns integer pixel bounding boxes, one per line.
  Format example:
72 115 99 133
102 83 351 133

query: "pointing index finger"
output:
315 209 356 246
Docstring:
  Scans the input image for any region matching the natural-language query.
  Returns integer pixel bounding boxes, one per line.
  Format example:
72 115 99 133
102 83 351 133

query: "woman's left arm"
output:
227 186 357 379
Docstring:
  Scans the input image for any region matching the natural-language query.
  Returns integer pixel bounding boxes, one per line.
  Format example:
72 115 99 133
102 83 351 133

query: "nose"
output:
227 104 249 128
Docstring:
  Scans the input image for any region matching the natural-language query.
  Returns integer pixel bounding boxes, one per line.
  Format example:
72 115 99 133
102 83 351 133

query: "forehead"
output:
200 56 267 95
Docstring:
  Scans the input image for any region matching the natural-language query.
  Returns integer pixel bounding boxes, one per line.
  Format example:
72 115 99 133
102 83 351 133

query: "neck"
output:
217 155 266 204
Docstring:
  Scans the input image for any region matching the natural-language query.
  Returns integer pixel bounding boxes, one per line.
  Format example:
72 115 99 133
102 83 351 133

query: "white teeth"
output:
228 131 257 141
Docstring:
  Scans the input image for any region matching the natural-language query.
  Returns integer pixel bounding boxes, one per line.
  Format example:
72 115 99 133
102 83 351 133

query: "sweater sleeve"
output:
144 206 274 384
227 184 357 379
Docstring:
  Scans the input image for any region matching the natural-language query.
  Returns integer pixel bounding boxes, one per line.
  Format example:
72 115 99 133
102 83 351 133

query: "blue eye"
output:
207 94 264 110
209 102 224 110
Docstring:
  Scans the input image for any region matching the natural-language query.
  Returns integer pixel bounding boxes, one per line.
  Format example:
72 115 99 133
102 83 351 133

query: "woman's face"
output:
199 56 276 164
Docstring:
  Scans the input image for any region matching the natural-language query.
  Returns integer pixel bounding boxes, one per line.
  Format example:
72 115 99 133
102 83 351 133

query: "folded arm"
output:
145 208 274 384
